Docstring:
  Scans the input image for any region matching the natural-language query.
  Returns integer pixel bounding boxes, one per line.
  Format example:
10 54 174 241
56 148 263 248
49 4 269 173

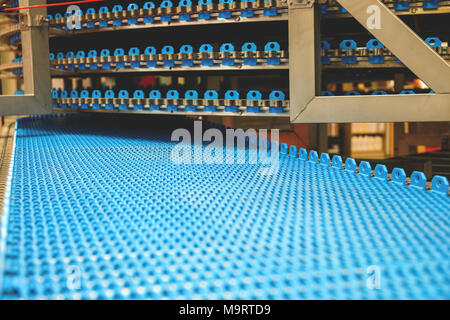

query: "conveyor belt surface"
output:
0 115 449 299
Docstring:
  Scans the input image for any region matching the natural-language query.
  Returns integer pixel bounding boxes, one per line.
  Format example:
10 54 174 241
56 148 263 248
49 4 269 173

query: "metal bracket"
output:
289 0 450 123
17 12 48 33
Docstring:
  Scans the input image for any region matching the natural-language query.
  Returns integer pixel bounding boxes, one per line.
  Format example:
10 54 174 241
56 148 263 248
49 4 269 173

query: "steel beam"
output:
293 94 450 123
0 95 49 115
336 0 450 93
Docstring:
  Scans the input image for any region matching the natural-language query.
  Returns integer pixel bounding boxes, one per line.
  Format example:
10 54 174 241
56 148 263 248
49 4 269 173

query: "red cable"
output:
1 0 105 12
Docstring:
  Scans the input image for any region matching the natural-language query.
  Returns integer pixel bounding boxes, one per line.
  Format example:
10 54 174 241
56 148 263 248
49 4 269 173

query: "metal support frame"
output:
0 0 51 115
289 0 450 123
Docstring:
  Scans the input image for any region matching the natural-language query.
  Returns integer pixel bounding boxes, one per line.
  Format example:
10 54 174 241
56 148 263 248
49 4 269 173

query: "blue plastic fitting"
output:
265 42 281 65
166 90 179 111
242 42 257 66
220 43 235 66
246 90 262 113
204 90 218 112
184 90 199 111
340 40 357 64
224 90 239 113
127 3 139 25
199 44 214 66
149 90 162 110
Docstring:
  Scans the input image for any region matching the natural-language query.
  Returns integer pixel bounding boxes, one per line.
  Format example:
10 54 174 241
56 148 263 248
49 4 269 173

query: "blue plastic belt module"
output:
0 115 449 300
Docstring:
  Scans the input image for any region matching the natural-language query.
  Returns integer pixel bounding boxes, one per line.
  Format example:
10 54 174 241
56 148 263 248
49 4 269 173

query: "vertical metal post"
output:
0 0 51 115
288 2 321 121
20 0 51 99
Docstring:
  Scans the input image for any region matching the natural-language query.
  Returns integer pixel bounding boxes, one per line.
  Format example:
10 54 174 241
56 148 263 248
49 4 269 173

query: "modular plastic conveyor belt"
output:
0 114 449 300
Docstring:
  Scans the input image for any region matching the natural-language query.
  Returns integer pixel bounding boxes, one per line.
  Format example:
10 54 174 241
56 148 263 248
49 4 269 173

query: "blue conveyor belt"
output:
0 115 449 300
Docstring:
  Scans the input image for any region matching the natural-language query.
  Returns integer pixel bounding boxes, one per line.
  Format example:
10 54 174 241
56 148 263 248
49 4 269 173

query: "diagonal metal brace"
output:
337 0 450 93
